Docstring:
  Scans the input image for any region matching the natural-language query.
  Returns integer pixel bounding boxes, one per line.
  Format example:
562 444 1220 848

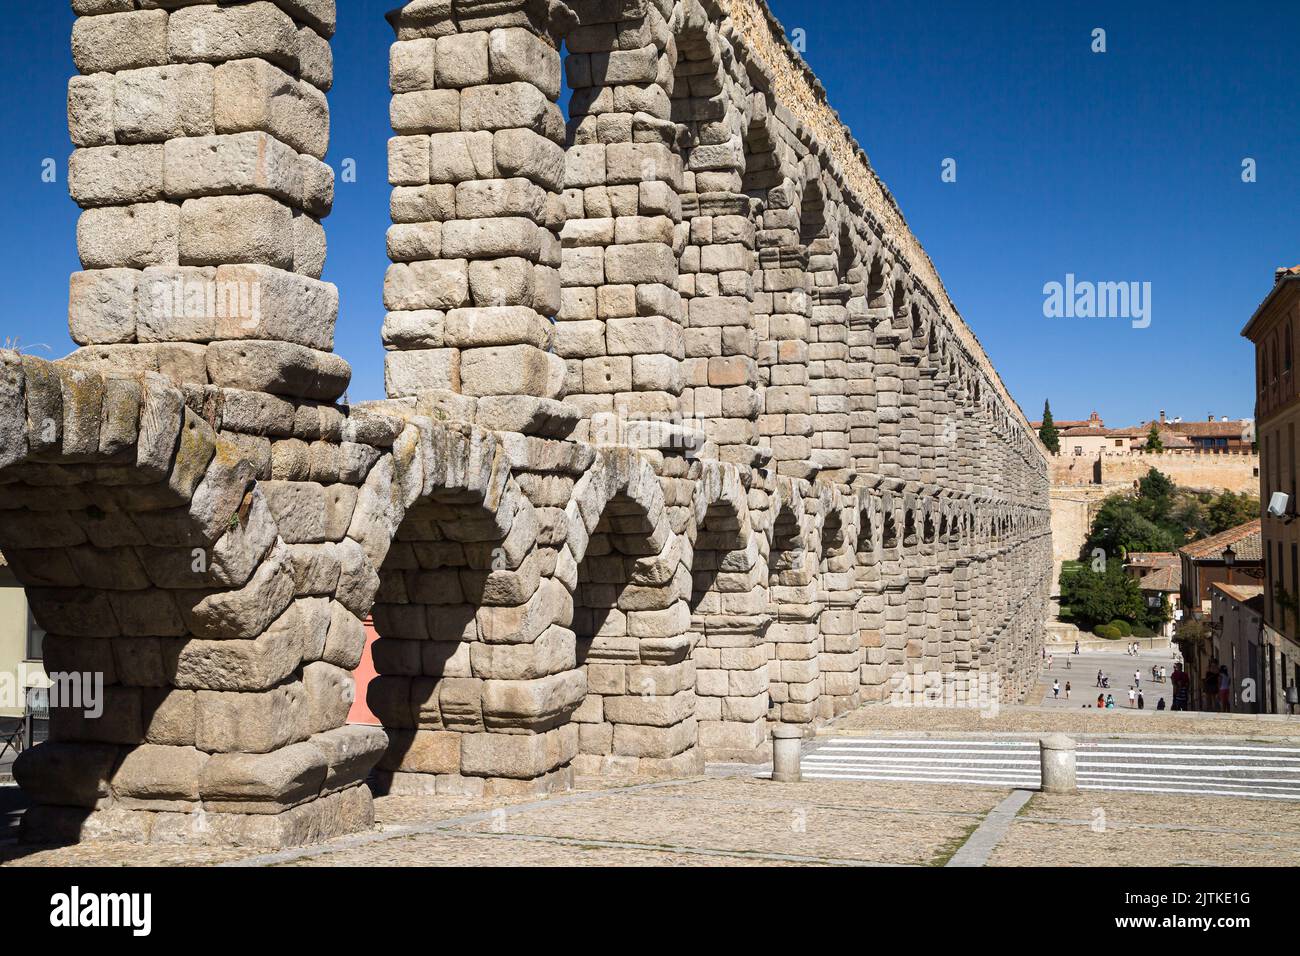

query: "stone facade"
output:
1050 451 1259 495
0 0 1051 848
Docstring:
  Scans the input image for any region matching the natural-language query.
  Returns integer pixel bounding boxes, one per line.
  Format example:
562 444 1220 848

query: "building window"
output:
25 606 44 661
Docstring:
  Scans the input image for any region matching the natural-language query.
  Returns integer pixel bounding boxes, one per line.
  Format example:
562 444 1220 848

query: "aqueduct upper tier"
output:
0 0 1051 847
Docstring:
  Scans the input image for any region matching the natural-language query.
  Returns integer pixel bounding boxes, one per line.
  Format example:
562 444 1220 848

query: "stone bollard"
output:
1039 734 1078 794
771 725 804 783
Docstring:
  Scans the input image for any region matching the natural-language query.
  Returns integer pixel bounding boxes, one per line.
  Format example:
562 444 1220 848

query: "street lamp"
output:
1223 544 1265 581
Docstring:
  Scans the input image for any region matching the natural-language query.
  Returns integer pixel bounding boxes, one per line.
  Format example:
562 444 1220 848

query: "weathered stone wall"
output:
0 0 1051 849
1050 451 1259 494
1050 487 1105 567
1095 452 1259 495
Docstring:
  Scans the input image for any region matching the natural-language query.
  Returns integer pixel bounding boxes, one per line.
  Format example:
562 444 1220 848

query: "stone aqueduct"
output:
0 0 1051 847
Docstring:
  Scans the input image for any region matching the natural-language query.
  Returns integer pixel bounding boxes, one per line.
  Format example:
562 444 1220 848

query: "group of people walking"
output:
1088 667 1162 709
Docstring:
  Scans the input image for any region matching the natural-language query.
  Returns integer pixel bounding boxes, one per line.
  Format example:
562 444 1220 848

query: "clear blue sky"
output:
0 0 1290 426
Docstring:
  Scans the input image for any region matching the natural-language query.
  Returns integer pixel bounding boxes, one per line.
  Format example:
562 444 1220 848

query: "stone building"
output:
0 0 1051 847
1241 265 1300 711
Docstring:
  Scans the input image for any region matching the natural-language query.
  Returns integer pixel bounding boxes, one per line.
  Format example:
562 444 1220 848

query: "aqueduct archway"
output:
0 0 1052 847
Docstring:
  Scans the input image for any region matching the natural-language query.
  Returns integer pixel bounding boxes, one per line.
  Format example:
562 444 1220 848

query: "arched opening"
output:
817 504 859 716
689 469 767 759
1 361 384 846
882 511 899 551
567 456 698 777
766 491 820 725
770 504 804 583
837 221 856 282
798 179 828 260
892 279 908 323
867 256 888 311
368 481 545 793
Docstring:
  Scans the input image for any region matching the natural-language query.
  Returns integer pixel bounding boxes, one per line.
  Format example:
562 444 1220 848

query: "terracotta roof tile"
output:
1179 520 1263 562
1134 420 1251 438
1127 552 1178 568
1211 582 1266 614
1139 565 1182 592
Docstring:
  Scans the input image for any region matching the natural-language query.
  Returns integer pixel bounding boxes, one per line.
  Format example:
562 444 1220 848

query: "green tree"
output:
1206 490 1260 534
1059 560 1146 630
1039 400 1060 454
1080 468 1258 565
1145 424 1164 453
1084 495 1180 558
1137 468 1176 521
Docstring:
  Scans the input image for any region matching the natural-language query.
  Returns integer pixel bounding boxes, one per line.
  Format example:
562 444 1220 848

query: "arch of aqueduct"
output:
0 0 1052 847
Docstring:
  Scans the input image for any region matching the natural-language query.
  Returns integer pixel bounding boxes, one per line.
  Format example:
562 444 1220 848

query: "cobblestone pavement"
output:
992 790 1300 866
4 768 1298 866
832 701 1300 738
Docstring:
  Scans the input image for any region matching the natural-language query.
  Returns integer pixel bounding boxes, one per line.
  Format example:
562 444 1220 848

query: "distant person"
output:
1105 694 1115 709
1157 697 1166 711
1065 681 1072 700
1096 670 1104 688
1288 681 1298 716
1128 686 1136 708
1219 665 1231 712
1097 693 1105 708
1134 669 1141 690
1171 663 1190 711
1203 667 1219 711
1053 679 1061 700
1138 690 1145 710
1074 639 1080 655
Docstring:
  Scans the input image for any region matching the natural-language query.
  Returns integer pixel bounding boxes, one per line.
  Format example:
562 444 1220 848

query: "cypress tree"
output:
1039 400 1061 454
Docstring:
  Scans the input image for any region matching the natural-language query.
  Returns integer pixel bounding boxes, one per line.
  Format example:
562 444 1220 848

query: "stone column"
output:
674 23 760 465
558 0 686 434
847 291 880 476
757 183 814 479
874 314 903 482
856 492 888 701
67 0 347 401
384 0 567 406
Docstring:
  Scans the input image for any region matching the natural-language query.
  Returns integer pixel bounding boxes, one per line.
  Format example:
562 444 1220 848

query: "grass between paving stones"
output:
929 819 984 866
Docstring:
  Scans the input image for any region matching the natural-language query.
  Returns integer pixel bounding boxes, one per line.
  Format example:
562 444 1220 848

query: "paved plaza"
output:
1036 646 1180 711
4 676 1299 867
4 766 1297 868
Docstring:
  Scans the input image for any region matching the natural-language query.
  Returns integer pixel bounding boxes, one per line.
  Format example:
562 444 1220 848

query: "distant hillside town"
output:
1033 410 1257 458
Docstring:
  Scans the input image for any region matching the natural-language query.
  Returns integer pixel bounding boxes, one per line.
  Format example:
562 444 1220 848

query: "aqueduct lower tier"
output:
0 0 1051 847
